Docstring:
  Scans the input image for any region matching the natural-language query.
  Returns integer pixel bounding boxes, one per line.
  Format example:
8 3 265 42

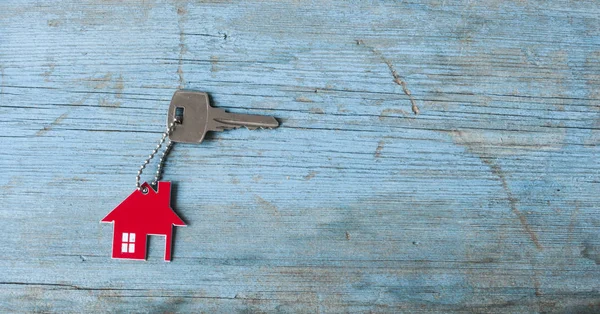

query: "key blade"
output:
213 113 279 130
209 110 279 131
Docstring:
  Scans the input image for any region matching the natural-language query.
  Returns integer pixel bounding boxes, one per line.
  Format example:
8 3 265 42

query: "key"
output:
167 90 279 143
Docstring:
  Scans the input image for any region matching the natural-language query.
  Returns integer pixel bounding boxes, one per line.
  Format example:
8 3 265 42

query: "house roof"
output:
101 181 186 226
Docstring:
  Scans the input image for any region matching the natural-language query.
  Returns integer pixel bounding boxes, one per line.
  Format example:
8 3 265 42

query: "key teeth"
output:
216 125 275 131
246 126 277 130
213 117 279 131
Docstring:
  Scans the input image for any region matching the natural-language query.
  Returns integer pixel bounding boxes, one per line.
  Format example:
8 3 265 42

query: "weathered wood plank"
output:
1 0 599 312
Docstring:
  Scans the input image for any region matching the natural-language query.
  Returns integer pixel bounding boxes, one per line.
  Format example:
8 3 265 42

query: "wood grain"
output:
1 0 599 312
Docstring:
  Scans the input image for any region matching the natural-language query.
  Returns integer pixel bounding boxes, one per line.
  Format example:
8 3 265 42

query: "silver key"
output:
167 90 279 143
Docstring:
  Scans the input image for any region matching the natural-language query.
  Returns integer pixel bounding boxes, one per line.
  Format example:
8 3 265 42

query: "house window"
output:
121 233 136 253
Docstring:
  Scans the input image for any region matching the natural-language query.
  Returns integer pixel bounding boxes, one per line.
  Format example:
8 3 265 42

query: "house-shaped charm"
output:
101 181 186 261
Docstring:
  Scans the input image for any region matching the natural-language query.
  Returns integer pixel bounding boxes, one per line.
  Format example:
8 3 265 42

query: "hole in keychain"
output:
141 183 162 195
175 107 184 123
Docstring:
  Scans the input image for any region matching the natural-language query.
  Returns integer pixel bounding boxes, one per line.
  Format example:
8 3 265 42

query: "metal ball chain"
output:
136 119 178 193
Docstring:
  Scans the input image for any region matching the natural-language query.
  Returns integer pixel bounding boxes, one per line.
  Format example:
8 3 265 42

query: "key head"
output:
167 90 211 143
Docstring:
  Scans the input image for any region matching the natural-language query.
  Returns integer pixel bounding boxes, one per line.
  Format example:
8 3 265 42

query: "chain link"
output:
136 119 177 192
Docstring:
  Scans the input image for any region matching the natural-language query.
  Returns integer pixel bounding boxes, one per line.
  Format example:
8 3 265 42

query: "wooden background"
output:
1 0 599 312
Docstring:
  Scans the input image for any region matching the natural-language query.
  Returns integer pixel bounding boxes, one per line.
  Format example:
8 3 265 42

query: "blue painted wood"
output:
1 0 599 312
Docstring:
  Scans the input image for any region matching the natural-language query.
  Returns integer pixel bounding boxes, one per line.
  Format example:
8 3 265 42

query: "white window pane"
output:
122 233 129 242
128 243 135 253
129 233 136 242
121 243 128 253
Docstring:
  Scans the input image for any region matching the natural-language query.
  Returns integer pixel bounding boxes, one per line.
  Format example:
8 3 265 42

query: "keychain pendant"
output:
101 90 279 262
101 182 186 262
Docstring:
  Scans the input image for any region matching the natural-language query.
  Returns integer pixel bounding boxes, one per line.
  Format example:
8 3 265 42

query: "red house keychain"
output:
101 182 185 261
101 90 279 261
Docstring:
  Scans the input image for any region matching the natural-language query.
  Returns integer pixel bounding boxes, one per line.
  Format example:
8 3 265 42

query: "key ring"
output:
135 118 178 194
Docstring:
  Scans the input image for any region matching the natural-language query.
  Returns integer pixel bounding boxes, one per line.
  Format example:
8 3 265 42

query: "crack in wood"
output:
177 5 187 89
481 157 543 251
356 39 420 115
